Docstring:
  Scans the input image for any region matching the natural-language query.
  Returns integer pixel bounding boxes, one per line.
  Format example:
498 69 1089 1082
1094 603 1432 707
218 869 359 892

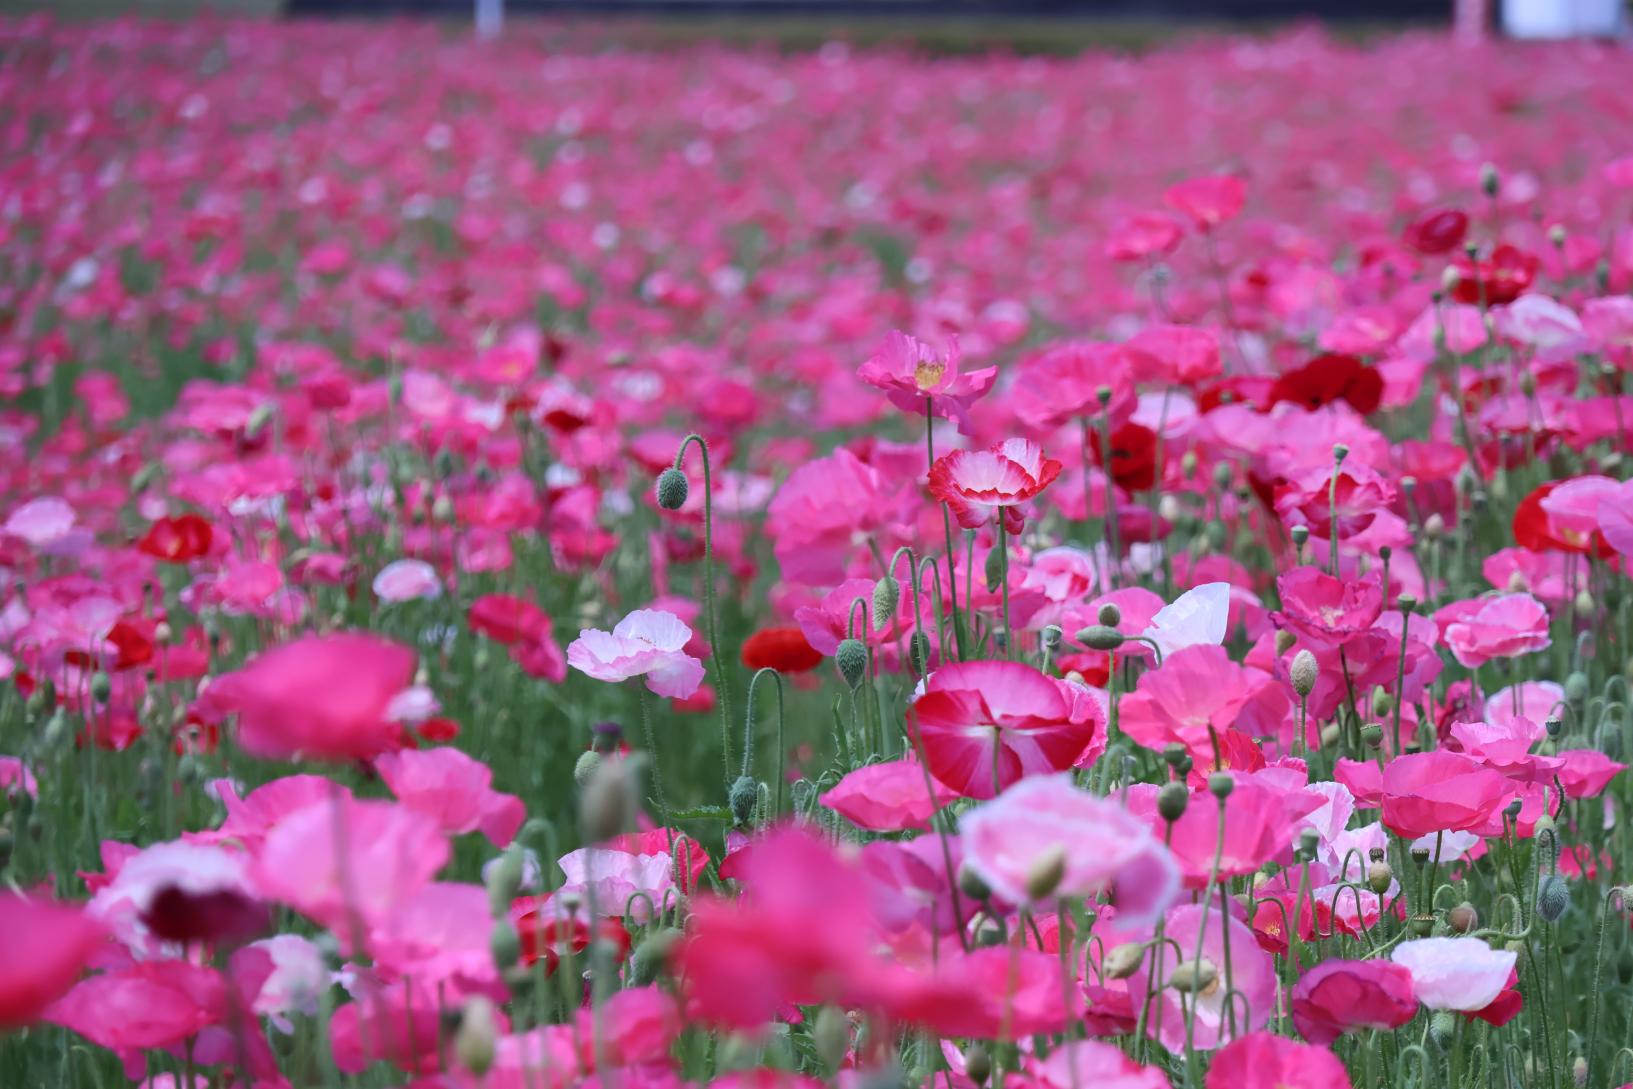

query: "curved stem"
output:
673 433 734 789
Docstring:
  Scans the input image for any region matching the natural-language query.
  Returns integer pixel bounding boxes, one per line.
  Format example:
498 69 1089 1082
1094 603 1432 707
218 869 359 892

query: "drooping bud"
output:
1289 650 1319 698
627 927 681 985
1564 671 1589 704
907 631 931 676
1024 844 1068 902
1157 781 1190 823
1537 874 1570 923
1320 722 1342 749
1361 723 1384 749
1429 1009 1457 1050
573 750 602 787
1075 625 1126 651
1448 902 1478 933
813 1006 851 1072
871 576 900 628
1167 958 1219 994
485 846 526 916
958 864 992 902
836 638 868 689
1370 687 1392 718
1274 629 1297 656
728 775 760 827
655 468 690 511
490 919 521 971
454 995 499 1076
1102 942 1147 980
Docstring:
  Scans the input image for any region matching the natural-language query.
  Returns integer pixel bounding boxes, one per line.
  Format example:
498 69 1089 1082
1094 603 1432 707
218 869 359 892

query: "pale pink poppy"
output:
567 608 705 699
231 934 329 1031
1140 581 1230 661
1447 717 1562 783
1033 1040 1171 1089
368 882 498 994
376 746 526 847
2 496 75 548
371 558 442 602
961 773 1178 918
557 847 677 921
1434 592 1552 668
1391 937 1517 1011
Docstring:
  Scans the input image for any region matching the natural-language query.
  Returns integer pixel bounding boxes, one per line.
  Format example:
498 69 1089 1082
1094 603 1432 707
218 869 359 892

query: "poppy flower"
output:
1291 959 1418 1044
375 746 526 847
1269 354 1383 414
1089 421 1159 492
567 608 706 699
45 959 225 1053
1129 902 1275 1052
1379 751 1516 839
371 558 441 602
511 897 632 975
1273 461 1395 541
740 627 822 673
1105 211 1184 262
909 660 1099 800
1205 1033 1352 1089
1432 592 1551 668
0 895 107 1029
1401 206 1469 255
856 330 996 433
1163 173 1246 230
1273 567 1383 648
1449 244 1539 306
927 438 1062 530
1391 937 1518 1011
137 514 213 563
821 755 960 832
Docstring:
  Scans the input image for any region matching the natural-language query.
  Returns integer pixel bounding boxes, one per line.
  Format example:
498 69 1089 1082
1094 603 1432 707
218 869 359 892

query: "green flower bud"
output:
1361 723 1384 749
728 775 760 827
812 1005 850 1072
1167 958 1218 994
1537 874 1570 923
1097 602 1122 627
573 750 602 787
907 631 931 676
984 540 1005 594
1209 772 1234 800
627 927 681 985
1102 941 1147 980
655 467 689 511
1448 902 1478 933
964 1045 992 1087
871 576 900 628
836 638 868 688
1040 624 1063 652
1480 162 1500 198
490 919 521 971
1024 844 1068 902
486 846 525 916
1157 781 1189 823
454 995 499 1076
1289 649 1319 698
958 863 992 902
1075 625 1125 651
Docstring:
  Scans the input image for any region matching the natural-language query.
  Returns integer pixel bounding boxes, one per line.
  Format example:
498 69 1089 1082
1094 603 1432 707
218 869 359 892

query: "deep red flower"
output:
1402 207 1469 255
136 514 213 563
468 593 552 646
1269 354 1383 414
510 899 631 976
1449 244 1539 306
1090 421 1159 492
740 627 823 673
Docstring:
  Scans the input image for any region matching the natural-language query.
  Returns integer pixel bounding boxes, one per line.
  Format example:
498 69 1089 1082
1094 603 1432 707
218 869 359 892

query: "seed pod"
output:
1040 625 1063 653
1289 650 1319 698
871 576 899 628
1448 903 1478 933
1367 860 1393 895
835 638 868 689
1025 844 1068 902
655 467 689 511
1157 781 1190 823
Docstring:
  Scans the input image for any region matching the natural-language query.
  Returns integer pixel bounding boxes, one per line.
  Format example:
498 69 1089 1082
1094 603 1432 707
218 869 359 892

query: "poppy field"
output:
5 16 1633 1089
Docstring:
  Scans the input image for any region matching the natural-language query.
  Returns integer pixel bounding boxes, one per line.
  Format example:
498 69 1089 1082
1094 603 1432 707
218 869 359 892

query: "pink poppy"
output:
1273 566 1383 648
820 755 959 832
0 895 107 1029
1433 592 1551 668
960 773 1179 918
46 959 225 1053
1205 1033 1352 1089
927 439 1062 530
1274 461 1396 541
376 746 526 847
556 847 677 921
909 660 1100 800
88 839 264 952
1118 644 1273 756
1380 751 1517 840
1446 717 1562 783
1106 212 1184 262
1597 479 1633 560
1011 342 1136 432
1127 778 1319 887
214 632 418 761
1130 902 1275 1051
1164 173 1246 230
371 558 442 602
1391 937 1517 1011
856 330 996 432
1124 324 1223 385
1554 749 1628 799
1290 959 1417 1044
252 796 449 939
1032 1040 1171 1089
567 608 705 699
3 496 75 548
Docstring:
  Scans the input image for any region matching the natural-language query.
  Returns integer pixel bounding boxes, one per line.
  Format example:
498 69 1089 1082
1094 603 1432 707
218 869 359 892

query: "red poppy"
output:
510 900 630 976
1449 244 1539 306
137 514 213 563
1090 421 1159 492
1269 354 1383 414
1196 375 1275 413
467 593 551 646
740 627 823 673
1511 480 1616 558
1401 207 1469 255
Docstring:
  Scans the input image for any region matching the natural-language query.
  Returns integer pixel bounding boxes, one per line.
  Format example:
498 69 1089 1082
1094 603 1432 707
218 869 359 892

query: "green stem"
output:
673 433 734 790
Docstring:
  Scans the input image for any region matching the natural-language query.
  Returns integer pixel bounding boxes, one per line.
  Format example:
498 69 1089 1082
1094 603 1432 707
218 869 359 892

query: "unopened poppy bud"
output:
1574 589 1594 615
1429 1009 1456 1049
1095 385 1113 407
1097 602 1121 627
1289 525 1309 549
1075 625 1125 651
153 622 173 646
26 678 54 719
1211 462 1233 489
1332 443 1349 464
1564 672 1589 703
486 847 525 916
432 494 455 523
490 919 521 971
1102 942 1147 980
1361 723 1384 749
573 750 602 786
1423 513 1445 539
1157 781 1190 823
1274 629 1297 656
974 917 1006 947
908 631 931 675
958 864 992 902
871 576 899 627
1319 722 1342 749
90 672 112 704
1163 742 1187 768
984 541 1005 593
1208 772 1234 800
836 638 868 688
1180 450 1199 477
1370 687 1392 717
42 709 70 750
655 467 689 511
1480 161 1500 197
813 1006 850 1072
1025 844 1068 902
1448 902 1478 933
728 775 760 827
964 1045 992 1087
627 927 680 985
455 995 499 1076
1537 874 1570 923
580 755 641 842
1289 649 1318 698
1167 958 1218 995
1367 860 1393 894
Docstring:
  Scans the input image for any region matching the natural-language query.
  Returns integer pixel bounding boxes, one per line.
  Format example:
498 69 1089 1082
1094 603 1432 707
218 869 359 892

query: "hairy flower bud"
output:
836 638 868 689
1361 723 1385 749
1537 874 1570 923
728 775 760 827
490 919 521 971
1025 844 1068 902
958 864 992 902
1168 958 1218 995
486 846 525 916
655 467 689 511
1289 649 1319 698
964 1045 992 1087
871 576 900 628
580 755 642 842
573 750 602 787
1097 602 1122 627
1075 625 1125 651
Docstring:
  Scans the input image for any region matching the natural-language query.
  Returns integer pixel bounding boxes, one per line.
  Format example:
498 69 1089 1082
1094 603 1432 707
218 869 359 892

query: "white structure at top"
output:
1503 0 1625 38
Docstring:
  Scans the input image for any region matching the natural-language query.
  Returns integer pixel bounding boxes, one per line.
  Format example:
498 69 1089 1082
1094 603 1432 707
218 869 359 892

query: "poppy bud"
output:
1095 385 1113 407
42 709 70 751
629 928 681 985
1180 451 1198 478
813 1006 850 1072
1423 513 1445 539
1564 672 1589 703
1290 525 1309 549
1361 723 1384 749
490 919 521 971
574 750 602 786
871 576 899 628
25 678 55 720
1208 772 1234 800
1163 742 1187 768
1168 958 1218 994
1448 902 1478 933
580 755 642 842
1319 723 1342 749
1428 1009 1456 1050
1097 602 1121 627
958 864 992 902
984 541 1005 594
907 631 931 676
728 775 760 827
1370 686 1392 717
1537 874 1570 923
1075 625 1125 651
1367 860 1393 895
1549 224 1567 248
1211 462 1233 489
964 1045 992 1087
1274 629 1297 656
1480 162 1500 198
1025 844 1068 902
455 996 499 1076
88 671 112 704
1289 649 1319 697
1573 589 1594 616
1157 781 1189 823
836 638 868 688
1102 942 1147 980
432 494 455 523
1332 443 1349 465
655 467 689 511
1618 949 1633 985
486 847 525 916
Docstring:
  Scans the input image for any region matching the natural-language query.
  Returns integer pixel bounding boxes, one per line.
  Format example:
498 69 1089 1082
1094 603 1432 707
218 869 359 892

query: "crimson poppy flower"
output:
1291 959 1418 1044
137 513 213 563
1163 172 1246 230
1269 354 1383 414
740 627 823 673
0 896 107 1029
510 898 631 975
1196 375 1276 413
927 438 1062 530
1401 206 1469 255
468 593 552 646
1089 421 1159 492
1449 244 1539 305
